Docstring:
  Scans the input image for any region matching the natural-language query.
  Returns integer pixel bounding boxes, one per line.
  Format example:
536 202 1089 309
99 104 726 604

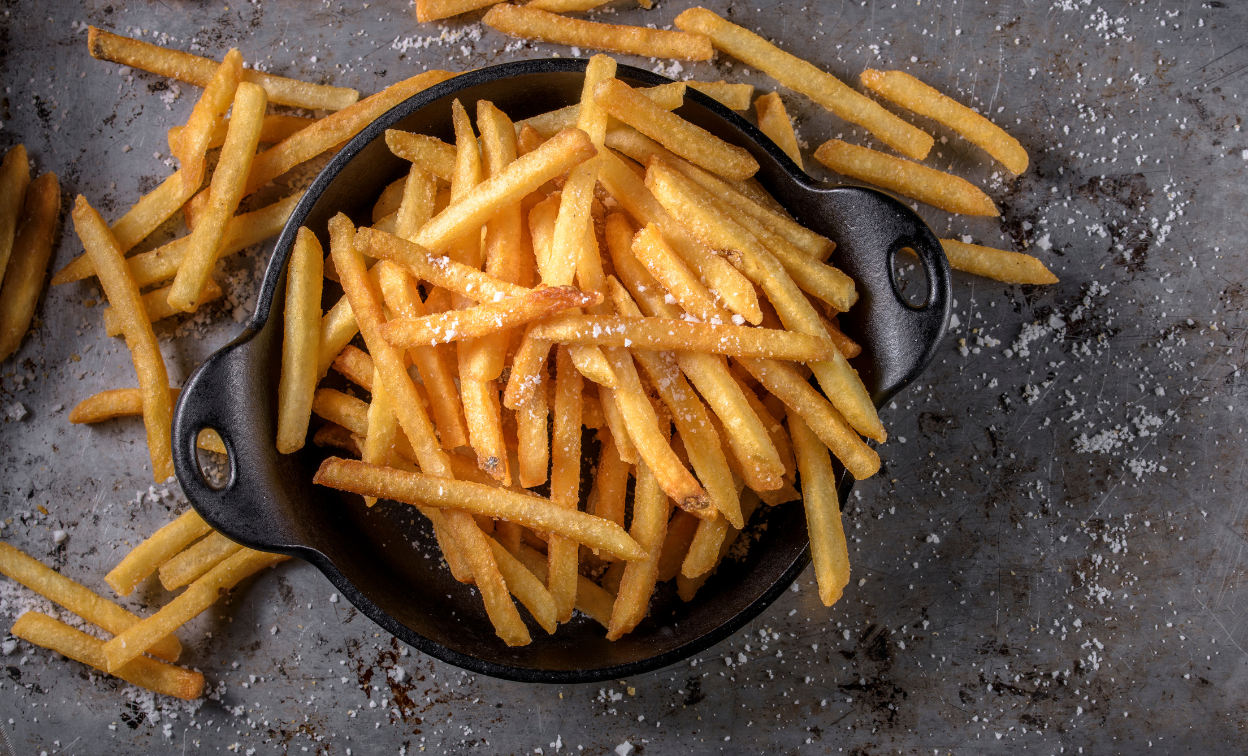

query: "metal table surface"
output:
2 0 1246 753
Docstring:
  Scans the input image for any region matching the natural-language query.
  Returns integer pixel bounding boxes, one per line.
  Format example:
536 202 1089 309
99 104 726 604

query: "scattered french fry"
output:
754 91 803 169
168 113 315 156
483 4 713 61
173 49 243 191
517 83 686 138
688 80 753 111
813 139 998 216
416 0 504 23
158 532 243 590
678 491 760 599
936 238 1057 284
102 279 223 336
104 510 213 597
0 144 31 287
0 173 61 363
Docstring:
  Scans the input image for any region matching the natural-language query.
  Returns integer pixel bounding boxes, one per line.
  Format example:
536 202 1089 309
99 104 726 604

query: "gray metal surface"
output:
1 0 1245 753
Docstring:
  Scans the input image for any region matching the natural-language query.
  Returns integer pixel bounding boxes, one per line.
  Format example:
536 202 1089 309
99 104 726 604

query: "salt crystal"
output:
6 402 26 421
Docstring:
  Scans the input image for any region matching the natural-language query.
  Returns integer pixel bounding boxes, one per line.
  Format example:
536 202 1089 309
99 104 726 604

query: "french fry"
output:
0 173 61 363
674 8 933 160
678 490 759 598
688 80 753 111
103 548 289 672
332 344 374 390
69 387 219 453
168 82 267 312
754 91 803 169
630 223 724 323
937 238 1057 284
395 165 437 242
361 372 399 503
606 457 670 639
594 79 758 180
0 543 182 663
483 4 713 61
789 412 851 606
486 536 558 635
102 279 223 336
87 26 359 111
361 228 531 304
727 362 796 483
861 69 1029 175
657 509 700 582
168 113 315 155
73 196 173 480
276 227 324 453
529 314 836 362
380 286 601 348
813 139 998 216
515 365 551 488
0 144 31 286
597 384 638 466
313 388 370 437
173 49 243 191
516 83 686 138
823 314 862 358
372 176 408 223
416 0 504 23
526 0 610 11
386 130 457 181
158 532 242 590
244 70 455 196
312 457 646 561
548 346 584 621
104 510 212 597
511 544 615 629
589 429 630 530
12 613 203 700
316 293 360 380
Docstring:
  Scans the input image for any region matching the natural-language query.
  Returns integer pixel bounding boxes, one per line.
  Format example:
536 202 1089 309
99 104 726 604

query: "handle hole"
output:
891 248 930 309
196 428 230 491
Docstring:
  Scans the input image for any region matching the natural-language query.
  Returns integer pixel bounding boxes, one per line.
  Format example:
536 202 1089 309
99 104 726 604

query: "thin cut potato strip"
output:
657 509 701 582
548 346 585 622
102 279 223 336
168 113 315 155
678 491 760 598
529 314 837 362
87 26 359 111
936 239 1057 284
158 532 242 590
69 387 224 453
0 144 32 285
813 139 998 216
486 536 558 635
276 227 324 454
416 0 504 23
526 0 610 12
12 613 204 700
674 8 933 160
311 457 647 562
0 173 61 363
173 49 243 191
861 69 1029 175
379 286 602 348
483 4 713 61
104 510 212 597
593 79 759 181
361 227 531 303
511 544 615 629
606 458 670 640
754 91 804 169
316 294 360 380
789 412 851 606
688 80 754 111
517 83 686 138
385 130 457 181
0 543 182 663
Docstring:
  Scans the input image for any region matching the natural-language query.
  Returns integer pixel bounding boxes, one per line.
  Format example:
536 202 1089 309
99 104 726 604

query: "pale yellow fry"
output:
526 0 609 11
487 536 558 635
516 372 551 488
675 8 933 160
395 165 437 242
312 457 646 561
12 613 203 700
861 69 1028 175
0 144 31 286
244 70 455 196
0 173 60 362
548 346 584 621
594 79 758 180
361 372 398 508
630 223 723 323
502 328 552 409
102 548 288 672
362 227 531 303
516 83 686 138
606 457 670 640
483 4 713 60
511 544 615 629
102 279 223 336
461 378 510 485
813 139 998 216
173 49 243 190
70 387 185 424
416 0 503 22
168 82 267 312
937 239 1057 284
789 412 851 606
413 127 597 253
157 532 242 590
275 227 324 453
679 490 759 592
385 130 457 181
754 91 803 169
688 80 753 110
657 509 700 582
72 196 173 481
598 384 639 465
372 176 408 223
0 543 182 663
442 508 531 645
104 509 212 597
529 314 836 362
168 114 315 155
380 286 601 348
87 26 358 110
316 294 359 380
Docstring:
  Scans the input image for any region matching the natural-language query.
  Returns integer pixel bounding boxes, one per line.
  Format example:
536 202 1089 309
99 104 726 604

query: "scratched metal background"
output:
2 0 1247 753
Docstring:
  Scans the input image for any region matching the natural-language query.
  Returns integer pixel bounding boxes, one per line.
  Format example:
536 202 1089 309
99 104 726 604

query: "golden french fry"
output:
173 49 243 190
936 238 1057 284
0 173 60 363
727 363 796 483
754 91 803 169
483 4 713 60
331 344 374 390
813 139 998 216
0 543 182 663
678 490 759 596
276 227 324 453
789 412 851 606
590 430 630 531
12 613 203 700
529 314 836 362
73 196 173 480
244 70 455 196
158 532 242 590
824 315 862 359
548 346 584 621
511 544 615 629
0 144 31 286
861 69 1028 175
380 286 602 348
169 113 315 155
416 0 503 22
312 456 646 561
517 83 686 138
360 371 398 506
372 176 408 223
630 223 723 323
168 82 267 312
313 423 361 456
689 80 753 110
70 387 221 455
594 79 758 180
103 548 288 672
102 279 222 336
362 228 531 304
487 536 558 635
526 0 609 11
606 457 670 640
87 26 359 110
675 8 933 160
386 130 457 181
395 165 437 242
657 509 700 582
104 509 213 597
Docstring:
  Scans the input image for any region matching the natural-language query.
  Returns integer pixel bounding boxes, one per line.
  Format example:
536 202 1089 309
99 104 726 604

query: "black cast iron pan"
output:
171 59 950 684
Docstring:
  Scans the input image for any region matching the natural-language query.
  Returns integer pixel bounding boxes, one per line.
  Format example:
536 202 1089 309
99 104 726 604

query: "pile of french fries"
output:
0 5 1062 699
